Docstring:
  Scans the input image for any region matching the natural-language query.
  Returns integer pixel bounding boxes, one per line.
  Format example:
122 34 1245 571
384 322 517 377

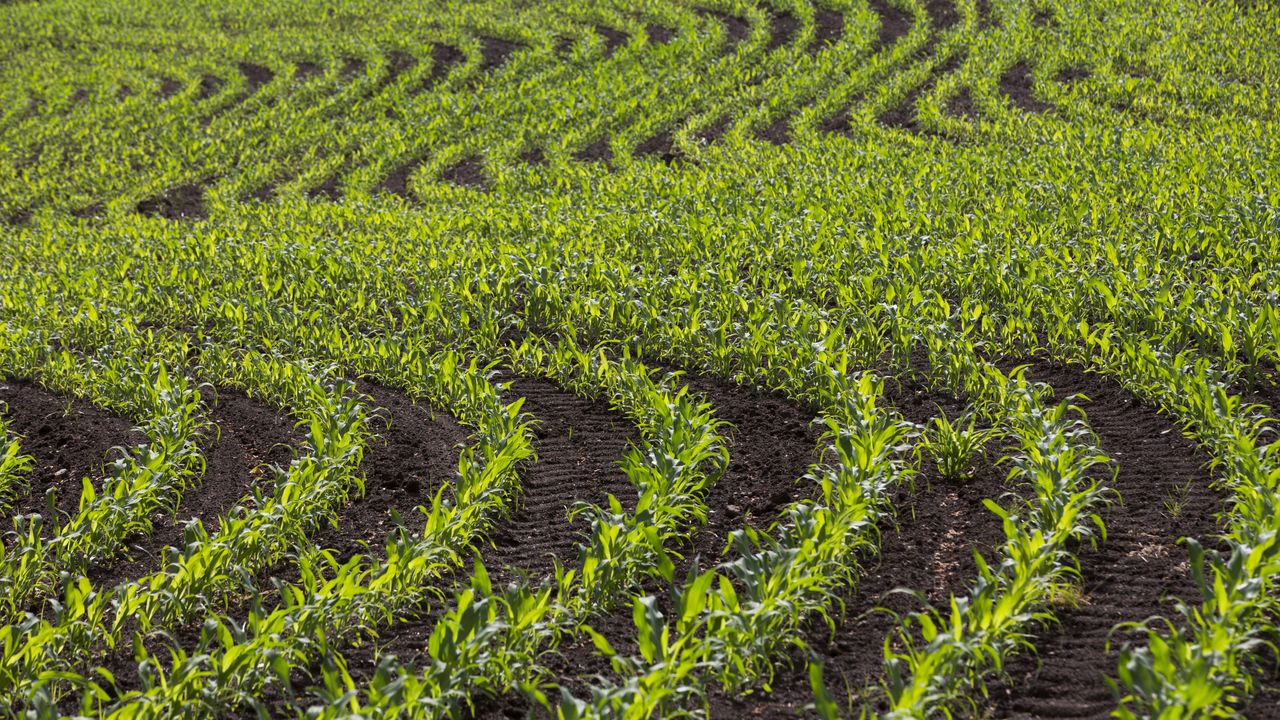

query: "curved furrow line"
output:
870 0 913 52
707 365 1009 716
989 360 1223 719
0 380 142 539
335 376 639 681
766 9 800 53
1001 60 1053 114
87 388 303 588
520 369 823 712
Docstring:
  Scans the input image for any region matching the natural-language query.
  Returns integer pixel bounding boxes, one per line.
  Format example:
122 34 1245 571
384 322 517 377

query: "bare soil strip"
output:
1 379 142 537
338 375 639 679
989 359 1222 719
87 388 304 587
136 182 207 220
304 380 467 564
766 10 799 52
1001 60 1052 113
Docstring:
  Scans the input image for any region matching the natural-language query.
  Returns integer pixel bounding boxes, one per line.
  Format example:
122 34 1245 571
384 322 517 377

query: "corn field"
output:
1 0 1279 718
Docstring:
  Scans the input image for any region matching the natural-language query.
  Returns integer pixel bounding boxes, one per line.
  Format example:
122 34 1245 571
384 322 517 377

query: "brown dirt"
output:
1 379 143 536
519 147 546 165
595 25 628 57
948 87 977 119
758 115 792 145
1033 7 1060 28
636 130 680 163
926 0 961 31
694 116 730 145
341 57 366 79
646 24 675 44
813 8 845 52
379 155 424 199
987 359 1223 719
425 44 464 87
236 62 274 92
86 389 304 588
1001 60 1052 113
294 61 322 80
158 77 183 99
71 202 104 219
303 380 467 564
572 137 612 166
136 183 207 220
197 74 224 101
1056 65 1091 84
440 156 489 191
479 37 521 71
478 370 824 716
335 375 640 679
697 9 750 49
820 108 853 136
766 10 799 52
870 0 912 51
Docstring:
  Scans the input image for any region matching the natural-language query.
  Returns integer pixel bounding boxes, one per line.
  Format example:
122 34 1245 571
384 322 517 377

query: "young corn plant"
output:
880 389 1113 719
920 410 999 483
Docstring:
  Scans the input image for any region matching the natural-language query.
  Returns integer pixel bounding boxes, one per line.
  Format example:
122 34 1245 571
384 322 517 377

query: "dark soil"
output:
337 376 639 677
870 0 912 51
440 156 488 190
86 389 303 588
694 116 730 145
1056 65 1091 84
5 208 32 226
595 25 628 57
481 376 641 585
1001 60 1052 113
1032 7 1060 28
158 77 183 99
136 183 206 220
820 108 853 136
988 359 1223 719
948 87 977 119
309 173 342 201
646 24 676 44
767 11 799 52
881 53 962 132
236 62 274 92
636 130 679 163
494 370 823 714
294 61 322 80
71 202 104 219
666 371 822 577
197 74 225 101
572 137 612 166
0 380 142 536
926 0 961 31
379 155 424 199
697 9 751 49
378 51 417 89
69 88 89 104
519 146 546 165
425 44 464 86
977 0 996 25
1244 667 1280 719
304 381 467 564
758 115 792 145
813 8 845 51
341 57 366 79
710 452 1012 718
881 85 927 131
479 37 521 71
